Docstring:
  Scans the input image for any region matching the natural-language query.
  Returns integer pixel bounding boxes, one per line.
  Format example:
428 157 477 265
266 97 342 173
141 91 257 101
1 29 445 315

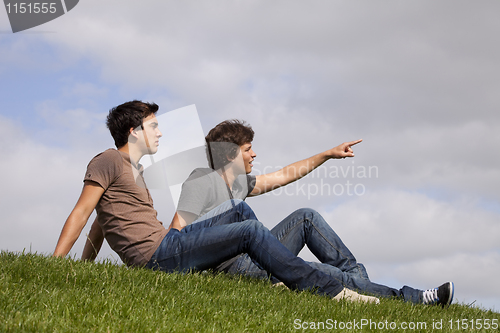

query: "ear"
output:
129 127 140 138
127 127 141 144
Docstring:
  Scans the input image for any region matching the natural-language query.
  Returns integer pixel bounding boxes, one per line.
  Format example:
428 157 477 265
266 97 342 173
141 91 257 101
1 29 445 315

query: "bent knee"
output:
235 200 256 217
233 199 249 210
232 199 244 205
241 219 266 233
293 207 320 217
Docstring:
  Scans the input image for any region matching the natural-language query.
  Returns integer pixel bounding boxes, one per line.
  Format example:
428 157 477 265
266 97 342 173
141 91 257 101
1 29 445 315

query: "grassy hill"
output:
1 251 499 332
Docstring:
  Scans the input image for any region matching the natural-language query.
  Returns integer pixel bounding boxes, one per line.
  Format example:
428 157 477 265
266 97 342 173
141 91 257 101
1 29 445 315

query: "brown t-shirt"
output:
84 149 168 267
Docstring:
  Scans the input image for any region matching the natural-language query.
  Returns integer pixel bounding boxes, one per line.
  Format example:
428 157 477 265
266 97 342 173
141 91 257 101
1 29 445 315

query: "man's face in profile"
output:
229 142 256 175
139 114 162 155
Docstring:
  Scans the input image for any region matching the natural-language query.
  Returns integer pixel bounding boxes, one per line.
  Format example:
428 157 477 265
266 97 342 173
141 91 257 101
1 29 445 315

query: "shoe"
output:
422 282 454 307
272 282 288 288
333 288 380 304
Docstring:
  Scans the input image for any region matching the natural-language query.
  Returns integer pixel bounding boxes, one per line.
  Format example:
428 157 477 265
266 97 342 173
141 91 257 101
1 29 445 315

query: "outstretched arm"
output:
53 182 104 258
250 139 362 196
81 217 104 261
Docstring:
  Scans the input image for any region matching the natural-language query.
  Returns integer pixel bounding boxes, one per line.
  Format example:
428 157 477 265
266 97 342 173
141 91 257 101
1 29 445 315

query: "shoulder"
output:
93 148 121 161
192 167 215 175
88 149 122 165
85 149 123 185
181 168 219 197
186 168 217 181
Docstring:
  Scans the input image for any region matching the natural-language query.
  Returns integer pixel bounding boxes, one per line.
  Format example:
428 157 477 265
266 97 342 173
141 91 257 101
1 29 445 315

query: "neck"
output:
216 166 239 189
118 144 143 166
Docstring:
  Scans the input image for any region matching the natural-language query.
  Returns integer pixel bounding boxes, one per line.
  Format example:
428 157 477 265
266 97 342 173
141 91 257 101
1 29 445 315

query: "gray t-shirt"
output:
177 168 256 219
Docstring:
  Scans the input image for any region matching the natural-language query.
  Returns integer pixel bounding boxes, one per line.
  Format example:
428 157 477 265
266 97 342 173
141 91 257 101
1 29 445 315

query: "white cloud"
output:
322 190 500 262
0 113 104 257
2 0 500 311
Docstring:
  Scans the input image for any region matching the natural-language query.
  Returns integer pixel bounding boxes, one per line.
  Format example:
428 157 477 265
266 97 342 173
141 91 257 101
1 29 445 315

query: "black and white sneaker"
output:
422 282 454 307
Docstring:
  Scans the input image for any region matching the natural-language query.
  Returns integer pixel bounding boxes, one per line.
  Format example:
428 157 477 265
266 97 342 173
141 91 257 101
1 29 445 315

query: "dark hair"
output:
106 100 159 148
205 119 254 169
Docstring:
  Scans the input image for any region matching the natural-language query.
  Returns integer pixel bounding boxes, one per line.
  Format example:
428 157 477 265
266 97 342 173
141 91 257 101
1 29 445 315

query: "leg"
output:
227 254 421 302
226 207 367 280
184 199 258 232
271 208 365 276
225 208 423 302
147 219 344 297
192 199 258 224
306 262 422 303
186 199 261 272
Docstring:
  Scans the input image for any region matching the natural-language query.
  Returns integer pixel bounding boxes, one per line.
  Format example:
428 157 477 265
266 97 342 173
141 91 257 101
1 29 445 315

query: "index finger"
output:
347 139 363 147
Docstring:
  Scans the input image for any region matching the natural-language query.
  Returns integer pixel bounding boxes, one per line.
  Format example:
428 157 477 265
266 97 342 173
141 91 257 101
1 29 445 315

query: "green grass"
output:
1 252 499 332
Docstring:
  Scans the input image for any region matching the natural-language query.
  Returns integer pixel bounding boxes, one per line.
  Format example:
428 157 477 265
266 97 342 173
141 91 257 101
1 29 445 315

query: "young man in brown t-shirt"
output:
53 100 380 304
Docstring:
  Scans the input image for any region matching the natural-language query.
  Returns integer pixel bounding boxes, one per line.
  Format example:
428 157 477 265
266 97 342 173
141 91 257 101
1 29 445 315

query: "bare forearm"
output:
53 213 87 258
168 219 184 231
168 211 196 231
279 151 329 184
81 219 104 261
53 182 104 258
251 140 362 196
251 153 327 195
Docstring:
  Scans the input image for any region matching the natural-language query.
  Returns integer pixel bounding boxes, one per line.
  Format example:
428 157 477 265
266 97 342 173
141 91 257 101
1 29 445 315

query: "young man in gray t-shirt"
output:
173 119 455 306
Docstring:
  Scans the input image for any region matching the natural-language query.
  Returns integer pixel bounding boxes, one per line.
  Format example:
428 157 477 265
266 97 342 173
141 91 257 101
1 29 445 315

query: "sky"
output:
1 0 499 312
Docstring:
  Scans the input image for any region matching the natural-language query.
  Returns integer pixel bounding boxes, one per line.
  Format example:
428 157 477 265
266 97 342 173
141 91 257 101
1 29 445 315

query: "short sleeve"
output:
246 175 256 196
84 149 122 190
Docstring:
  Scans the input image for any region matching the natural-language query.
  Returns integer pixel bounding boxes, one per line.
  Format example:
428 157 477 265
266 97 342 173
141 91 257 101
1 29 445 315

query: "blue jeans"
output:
146 200 344 297
220 207 423 303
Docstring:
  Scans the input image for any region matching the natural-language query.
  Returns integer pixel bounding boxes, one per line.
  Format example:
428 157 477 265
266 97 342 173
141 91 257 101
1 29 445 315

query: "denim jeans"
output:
146 200 344 297
221 207 423 303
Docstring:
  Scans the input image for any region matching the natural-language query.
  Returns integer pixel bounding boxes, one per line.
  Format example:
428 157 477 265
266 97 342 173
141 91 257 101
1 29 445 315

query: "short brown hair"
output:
106 100 159 148
205 119 254 169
